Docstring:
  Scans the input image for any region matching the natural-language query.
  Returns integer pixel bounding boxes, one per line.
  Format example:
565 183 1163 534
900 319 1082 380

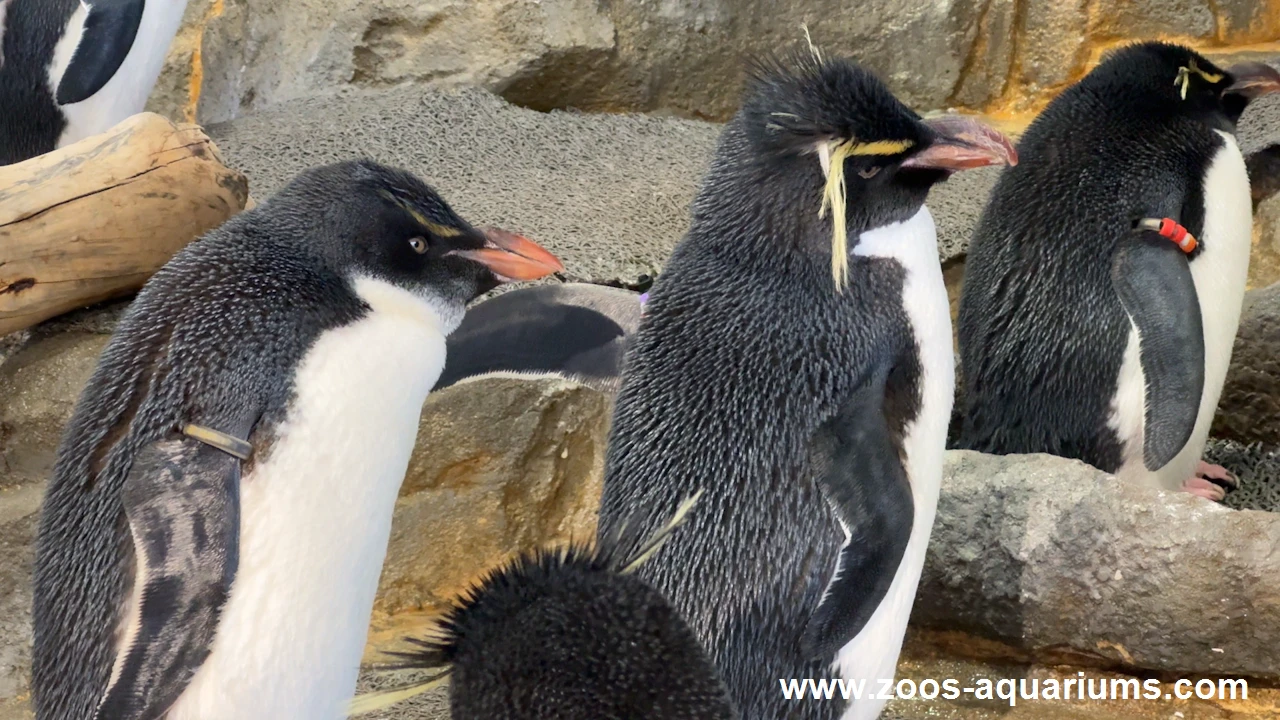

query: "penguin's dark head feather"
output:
259 159 562 309
1086 42 1280 129
704 50 1015 288
350 493 730 719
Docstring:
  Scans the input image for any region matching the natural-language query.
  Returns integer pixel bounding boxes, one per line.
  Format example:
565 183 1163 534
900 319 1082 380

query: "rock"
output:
915 450 1280 679
143 0 1280 125
0 485 39 720
0 332 108 491
374 375 611 618
1212 282 1280 446
208 85 997 285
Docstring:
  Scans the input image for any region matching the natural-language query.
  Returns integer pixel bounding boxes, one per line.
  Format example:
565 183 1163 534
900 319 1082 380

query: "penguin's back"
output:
956 77 1224 469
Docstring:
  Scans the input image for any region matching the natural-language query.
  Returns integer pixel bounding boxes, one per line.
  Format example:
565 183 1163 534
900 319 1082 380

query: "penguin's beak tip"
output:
903 115 1018 172
451 227 564 282
1227 61 1280 98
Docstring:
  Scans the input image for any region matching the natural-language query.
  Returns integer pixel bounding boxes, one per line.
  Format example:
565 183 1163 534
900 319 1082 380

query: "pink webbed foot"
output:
1179 462 1238 502
1181 476 1227 502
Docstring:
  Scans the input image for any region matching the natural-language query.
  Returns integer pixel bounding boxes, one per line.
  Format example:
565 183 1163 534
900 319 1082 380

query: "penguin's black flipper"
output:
435 284 641 391
802 375 913 660
94 436 240 720
55 0 147 106
1112 227 1205 471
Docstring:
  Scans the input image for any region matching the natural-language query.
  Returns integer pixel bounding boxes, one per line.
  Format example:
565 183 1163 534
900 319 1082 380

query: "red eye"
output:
408 237 428 254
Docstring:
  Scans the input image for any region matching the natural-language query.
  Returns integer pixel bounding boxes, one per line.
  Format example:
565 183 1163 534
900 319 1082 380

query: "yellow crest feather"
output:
621 488 705 574
819 140 854 291
348 672 451 715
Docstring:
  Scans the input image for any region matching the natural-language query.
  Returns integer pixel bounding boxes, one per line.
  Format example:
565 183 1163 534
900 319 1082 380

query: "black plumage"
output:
31 159 543 720
953 43 1278 473
595 51 1012 718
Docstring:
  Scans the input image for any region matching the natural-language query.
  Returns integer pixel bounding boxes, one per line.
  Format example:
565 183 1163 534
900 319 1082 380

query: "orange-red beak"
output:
902 115 1018 171
451 227 564 282
1227 61 1280 100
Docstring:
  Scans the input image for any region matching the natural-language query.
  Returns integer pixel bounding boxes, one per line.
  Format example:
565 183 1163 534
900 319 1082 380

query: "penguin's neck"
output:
350 274 454 335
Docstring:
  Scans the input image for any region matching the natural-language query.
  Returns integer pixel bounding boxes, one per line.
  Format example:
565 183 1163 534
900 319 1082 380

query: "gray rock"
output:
145 0 1280 128
0 333 108 491
375 375 610 617
915 450 1280 679
0 484 38 720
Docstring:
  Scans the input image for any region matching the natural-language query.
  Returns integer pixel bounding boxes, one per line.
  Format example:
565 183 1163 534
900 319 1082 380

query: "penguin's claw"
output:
1181 476 1227 502
1194 460 1238 490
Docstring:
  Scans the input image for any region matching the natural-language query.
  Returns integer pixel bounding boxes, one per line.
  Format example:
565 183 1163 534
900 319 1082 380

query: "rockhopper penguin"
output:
596 52 1015 719
435 283 645 394
30 159 563 720
954 42 1280 501
0 0 189 165
349 492 737 720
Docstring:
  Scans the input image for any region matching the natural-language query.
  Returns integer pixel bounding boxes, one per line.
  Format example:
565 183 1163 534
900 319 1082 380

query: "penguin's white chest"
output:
49 0 189 147
1112 132 1252 490
167 279 447 720
836 207 955 720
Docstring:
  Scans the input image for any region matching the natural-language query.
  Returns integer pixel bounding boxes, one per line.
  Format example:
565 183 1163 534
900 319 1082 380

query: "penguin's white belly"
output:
835 207 954 720
1112 132 1252 491
50 0 189 147
166 280 447 720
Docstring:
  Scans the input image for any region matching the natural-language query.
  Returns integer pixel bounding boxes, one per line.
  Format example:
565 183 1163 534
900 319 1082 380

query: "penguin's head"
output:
735 51 1017 288
270 159 563 307
1090 42 1280 128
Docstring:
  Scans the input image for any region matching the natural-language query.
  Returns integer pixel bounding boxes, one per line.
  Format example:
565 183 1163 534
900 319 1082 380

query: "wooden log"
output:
0 112 248 336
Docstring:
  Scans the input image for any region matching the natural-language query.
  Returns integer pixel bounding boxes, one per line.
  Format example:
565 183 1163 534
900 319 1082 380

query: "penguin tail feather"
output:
347 489 705 716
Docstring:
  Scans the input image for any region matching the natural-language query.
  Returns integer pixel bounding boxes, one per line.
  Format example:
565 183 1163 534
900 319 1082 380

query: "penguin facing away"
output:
0 0 189 165
597 52 1015 720
350 492 736 720
954 43 1280 501
435 283 645 394
31 159 563 720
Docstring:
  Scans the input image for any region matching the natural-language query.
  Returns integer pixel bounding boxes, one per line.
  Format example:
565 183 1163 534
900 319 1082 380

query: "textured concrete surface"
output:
207 85 1008 285
1213 283 1280 447
915 451 1280 680
1208 439 1280 512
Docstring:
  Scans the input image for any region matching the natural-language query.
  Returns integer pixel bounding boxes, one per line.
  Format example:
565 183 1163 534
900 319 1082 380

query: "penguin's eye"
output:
408 237 428 254
858 166 881 179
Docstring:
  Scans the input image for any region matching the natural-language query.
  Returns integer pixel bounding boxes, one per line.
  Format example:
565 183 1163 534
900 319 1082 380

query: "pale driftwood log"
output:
0 112 248 336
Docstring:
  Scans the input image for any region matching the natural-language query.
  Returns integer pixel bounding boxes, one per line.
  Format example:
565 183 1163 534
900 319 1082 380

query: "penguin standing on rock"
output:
955 43 1280 501
597 52 1016 719
350 493 736 720
31 159 563 720
0 0 190 165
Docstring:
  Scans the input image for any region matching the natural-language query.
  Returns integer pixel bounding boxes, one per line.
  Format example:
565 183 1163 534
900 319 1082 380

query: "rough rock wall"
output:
145 0 1280 125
